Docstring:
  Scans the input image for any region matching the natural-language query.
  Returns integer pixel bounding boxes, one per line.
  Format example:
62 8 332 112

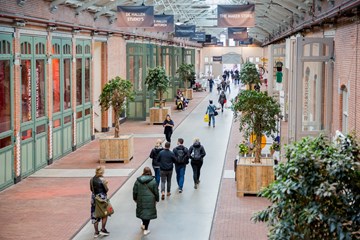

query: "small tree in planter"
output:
252 134 360 239
99 76 135 138
232 90 281 163
145 66 170 108
176 63 196 89
240 61 261 90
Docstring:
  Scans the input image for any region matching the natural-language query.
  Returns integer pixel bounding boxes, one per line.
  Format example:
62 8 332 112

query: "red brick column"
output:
47 32 53 162
101 41 108 132
71 36 77 149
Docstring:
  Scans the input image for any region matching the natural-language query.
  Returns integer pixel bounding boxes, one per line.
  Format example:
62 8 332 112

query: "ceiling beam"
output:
93 0 128 19
272 0 304 15
76 0 103 13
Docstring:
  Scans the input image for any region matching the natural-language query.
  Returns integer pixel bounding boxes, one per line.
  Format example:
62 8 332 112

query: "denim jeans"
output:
153 167 160 187
160 170 173 193
191 160 203 184
175 165 186 190
208 114 215 127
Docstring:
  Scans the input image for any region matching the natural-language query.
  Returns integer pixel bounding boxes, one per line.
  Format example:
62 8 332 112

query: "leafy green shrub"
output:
240 61 261 87
252 134 360 240
145 66 170 102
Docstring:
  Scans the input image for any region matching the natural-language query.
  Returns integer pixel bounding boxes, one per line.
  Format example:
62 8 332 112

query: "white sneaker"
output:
141 224 145 230
144 230 151 235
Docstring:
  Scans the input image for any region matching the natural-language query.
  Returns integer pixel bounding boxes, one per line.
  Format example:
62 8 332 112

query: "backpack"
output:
176 148 187 164
192 147 202 161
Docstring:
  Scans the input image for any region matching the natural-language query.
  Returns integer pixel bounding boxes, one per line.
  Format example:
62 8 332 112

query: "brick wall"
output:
107 36 126 80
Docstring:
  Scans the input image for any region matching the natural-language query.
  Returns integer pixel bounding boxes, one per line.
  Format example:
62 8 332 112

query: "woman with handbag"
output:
218 90 227 113
90 166 110 238
133 167 160 236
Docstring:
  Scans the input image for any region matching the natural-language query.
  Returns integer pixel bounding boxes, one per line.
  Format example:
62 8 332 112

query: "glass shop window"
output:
21 59 32 122
0 60 11 133
64 59 71 110
76 58 82 106
52 58 61 113
35 59 45 118
85 58 90 102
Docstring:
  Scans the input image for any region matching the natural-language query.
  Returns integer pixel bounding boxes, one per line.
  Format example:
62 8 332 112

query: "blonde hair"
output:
95 166 105 177
193 138 200 143
155 139 162 147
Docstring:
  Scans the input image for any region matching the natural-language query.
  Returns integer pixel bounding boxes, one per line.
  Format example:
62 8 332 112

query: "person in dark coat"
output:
173 138 189 193
208 77 214 92
188 138 206 189
218 91 227 112
149 139 163 186
162 114 174 142
133 167 159 236
156 141 177 200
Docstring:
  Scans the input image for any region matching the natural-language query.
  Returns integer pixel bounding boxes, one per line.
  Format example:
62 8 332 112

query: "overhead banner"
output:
239 38 253 45
228 27 248 40
203 36 217 46
153 14 174 32
217 4 255 27
174 25 196 38
117 6 154 28
190 32 206 42
213 56 222 62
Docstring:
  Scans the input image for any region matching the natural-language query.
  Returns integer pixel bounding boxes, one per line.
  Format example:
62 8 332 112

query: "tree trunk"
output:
254 134 262 163
159 90 163 109
114 110 120 138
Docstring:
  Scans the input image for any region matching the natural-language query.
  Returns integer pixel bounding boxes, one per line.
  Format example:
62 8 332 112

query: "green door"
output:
0 33 14 190
20 36 48 177
52 39 73 160
75 40 92 147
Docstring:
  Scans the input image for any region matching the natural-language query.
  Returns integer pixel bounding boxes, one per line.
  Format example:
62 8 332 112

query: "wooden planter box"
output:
185 88 193 100
149 107 171 125
99 134 134 163
154 99 166 108
236 157 274 197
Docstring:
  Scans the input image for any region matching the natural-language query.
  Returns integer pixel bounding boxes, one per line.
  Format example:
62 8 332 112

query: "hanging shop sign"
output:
203 36 217 46
213 56 222 62
217 4 255 27
190 32 206 42
217 42 224 46
228 27 248 40
152 15 174 32
117 6 154 28
174 25 196 38
239 38 253 45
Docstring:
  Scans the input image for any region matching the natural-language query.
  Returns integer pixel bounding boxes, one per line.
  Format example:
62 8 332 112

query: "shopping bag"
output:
204 114 209 122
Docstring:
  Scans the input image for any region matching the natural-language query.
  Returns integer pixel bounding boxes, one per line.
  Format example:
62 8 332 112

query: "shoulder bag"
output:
91 178 114 218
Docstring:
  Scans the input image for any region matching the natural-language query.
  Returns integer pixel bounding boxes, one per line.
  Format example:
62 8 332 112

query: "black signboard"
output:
117 6 154 28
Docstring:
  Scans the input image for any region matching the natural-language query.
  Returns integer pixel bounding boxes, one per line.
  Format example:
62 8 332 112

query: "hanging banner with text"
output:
228 27 248 40
174 25 196 38
153 15 174 32
190 32 206 42
117 6 154 28
239 38 253 45
217 4 255 27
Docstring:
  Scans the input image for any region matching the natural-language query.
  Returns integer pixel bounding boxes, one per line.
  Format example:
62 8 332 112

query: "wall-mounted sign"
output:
239 38 253 45
117 6 154 28
174 25 196 37
190 32 206 42
228 27 248 40
213 56 222 62
218 4 255 27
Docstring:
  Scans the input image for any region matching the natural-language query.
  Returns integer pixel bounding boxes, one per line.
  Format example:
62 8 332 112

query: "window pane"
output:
85 58 90 102
129 56 135 86
64 59 71 110
137 56 143 91
76 58 82 105
53 119 61 128
52 58 60 113
36 124 46 134
36 60 45 118
21 129 32 140
85 108 91 116
77 111 82 119
0 60 11 133
302 62 325 131
64 115 71 124
21 60 32 122
0 136 12 149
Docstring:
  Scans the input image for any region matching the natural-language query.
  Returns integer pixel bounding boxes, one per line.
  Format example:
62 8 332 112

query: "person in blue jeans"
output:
149 139 163 186
173 138 189 193
206 100 217 127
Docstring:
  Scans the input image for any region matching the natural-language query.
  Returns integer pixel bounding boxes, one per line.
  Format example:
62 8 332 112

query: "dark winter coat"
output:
218 93 227 105
173 145 190 166
149 146 163 168
188 142 206 161
156 149 177 171
133 175 159 220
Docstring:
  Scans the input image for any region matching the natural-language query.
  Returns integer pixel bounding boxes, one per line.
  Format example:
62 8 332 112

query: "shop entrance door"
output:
20 36 48 177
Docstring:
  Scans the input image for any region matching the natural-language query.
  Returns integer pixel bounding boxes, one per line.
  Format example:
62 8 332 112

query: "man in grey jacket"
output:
156 141 177 200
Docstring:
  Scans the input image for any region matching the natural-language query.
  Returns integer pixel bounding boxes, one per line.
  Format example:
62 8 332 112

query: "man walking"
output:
188 138 206 189
156 142 177 200
173 138 189 193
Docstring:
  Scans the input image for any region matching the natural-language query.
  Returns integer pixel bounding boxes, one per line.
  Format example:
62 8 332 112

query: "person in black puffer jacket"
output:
188 138 206 189
149 139 163 186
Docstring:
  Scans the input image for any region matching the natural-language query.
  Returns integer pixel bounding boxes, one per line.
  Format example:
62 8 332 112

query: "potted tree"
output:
240 61 262 90
98 76 135 163
176 63 195 99
145 66 171 125
232 89 281 197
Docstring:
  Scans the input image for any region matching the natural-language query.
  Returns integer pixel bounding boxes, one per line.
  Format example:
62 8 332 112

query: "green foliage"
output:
240 62 261 86
176 63 196 88
238 142 249 155
232 90 281 162
99 76 135 138
145 66 170 101
270 141 280 152
252 134 360 240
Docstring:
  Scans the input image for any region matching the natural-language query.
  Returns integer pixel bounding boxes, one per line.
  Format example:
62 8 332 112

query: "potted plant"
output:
145 66 170 108
176 63 195 99
240 61 261 90
145 67 171 125
98 76 135 163
238 141 249 156
252 134 360 239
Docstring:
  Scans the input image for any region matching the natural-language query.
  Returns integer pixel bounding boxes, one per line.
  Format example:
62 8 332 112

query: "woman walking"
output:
218 91 227 112
90 166 110 238
133 167 160 236
149 139 163 186
163 114 174 142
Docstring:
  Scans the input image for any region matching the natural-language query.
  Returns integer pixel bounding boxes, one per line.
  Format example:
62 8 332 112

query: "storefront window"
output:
0 136 11 149
64 59 71 110
52 58 60 113
129 56 135 85
85 58 90 102
21 59 32 122
76 58 82 105
35 59 45 118
137 57 143 91
0 60 11 133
